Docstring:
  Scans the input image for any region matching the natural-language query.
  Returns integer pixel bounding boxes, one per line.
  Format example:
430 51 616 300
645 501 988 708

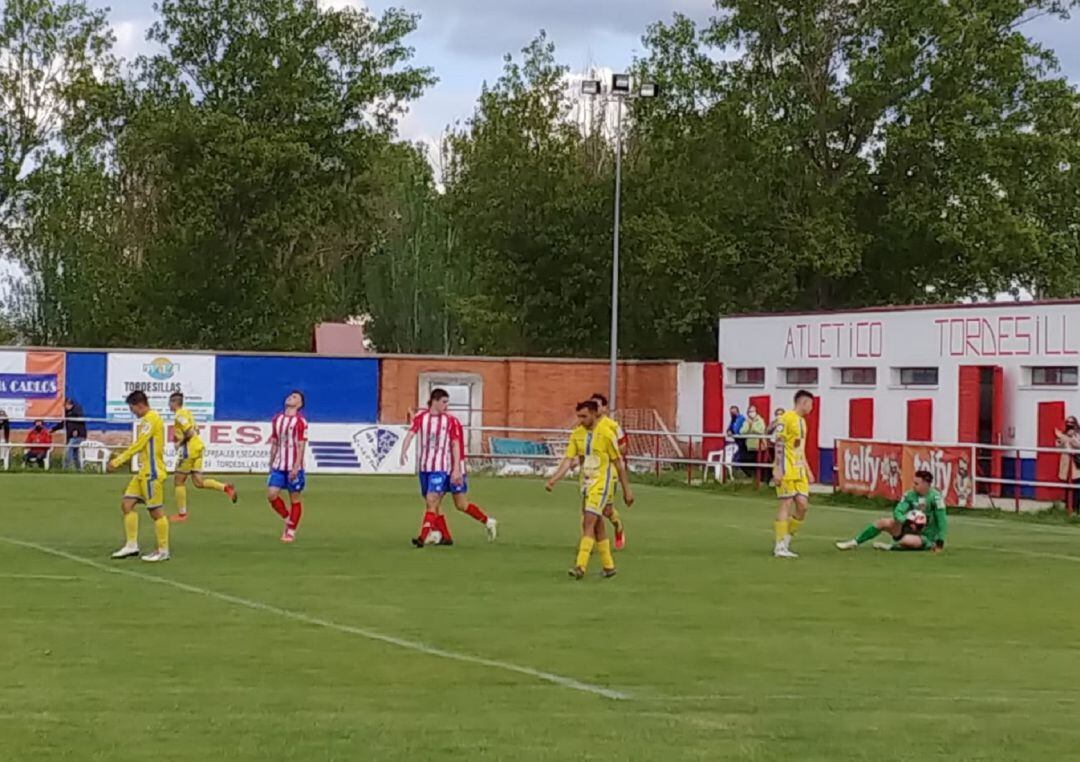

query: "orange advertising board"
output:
837 439 974 508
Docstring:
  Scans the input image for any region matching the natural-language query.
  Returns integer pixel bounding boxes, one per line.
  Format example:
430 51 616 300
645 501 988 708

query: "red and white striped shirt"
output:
270 412 308 471
410 410 465 473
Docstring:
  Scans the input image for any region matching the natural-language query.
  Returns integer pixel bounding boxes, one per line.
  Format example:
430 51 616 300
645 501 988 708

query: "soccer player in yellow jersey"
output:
168 392 237 522
107 391 171 562
590 393 630 550
546 400 634 579
772 390 815 558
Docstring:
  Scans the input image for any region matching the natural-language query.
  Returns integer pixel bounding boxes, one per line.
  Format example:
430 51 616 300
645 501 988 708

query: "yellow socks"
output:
154 516 169 552
788 517 803 538
597 539 615 570
607 507 622 530
575 537 596 569
124 511 139 545
202 479 226 492
773 519 789 543
175 484 188 514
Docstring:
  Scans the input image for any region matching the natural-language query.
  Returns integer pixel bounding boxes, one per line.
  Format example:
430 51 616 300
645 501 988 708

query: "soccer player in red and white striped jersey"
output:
400 388 497 547
266 390 308 543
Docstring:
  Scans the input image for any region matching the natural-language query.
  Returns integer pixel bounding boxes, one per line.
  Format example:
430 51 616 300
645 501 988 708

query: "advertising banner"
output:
135 421 417 475
837 439 975 507
107 353 215 421
836 440 904 502
0 350 66 419
901 445 975 508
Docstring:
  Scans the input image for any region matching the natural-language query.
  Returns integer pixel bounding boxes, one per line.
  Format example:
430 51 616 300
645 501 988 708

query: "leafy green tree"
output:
0 0 115 231
628 1 1080 359
443 33 615 356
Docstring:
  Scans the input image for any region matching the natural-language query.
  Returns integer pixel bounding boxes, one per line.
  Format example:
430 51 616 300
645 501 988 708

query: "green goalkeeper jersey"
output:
893 488 948 546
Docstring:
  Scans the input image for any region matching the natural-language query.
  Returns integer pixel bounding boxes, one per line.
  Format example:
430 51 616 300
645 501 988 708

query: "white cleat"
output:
872 542 894 551
773 546 800 559
835 539 859 551
111 544 140 560
485 518 498 542
140 549 171 563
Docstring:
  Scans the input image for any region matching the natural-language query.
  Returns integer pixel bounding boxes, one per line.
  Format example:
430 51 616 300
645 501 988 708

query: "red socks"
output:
269 496 288 519
464 503 488 524
288 501 303 531
418 511 437 542
434 513 453 541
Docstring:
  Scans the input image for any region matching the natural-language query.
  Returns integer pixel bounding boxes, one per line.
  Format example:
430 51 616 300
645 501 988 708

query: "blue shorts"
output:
268 469 306 493
419 471 468 497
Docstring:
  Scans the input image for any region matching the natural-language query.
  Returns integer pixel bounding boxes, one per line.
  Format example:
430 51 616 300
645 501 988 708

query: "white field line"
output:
0 536 630 702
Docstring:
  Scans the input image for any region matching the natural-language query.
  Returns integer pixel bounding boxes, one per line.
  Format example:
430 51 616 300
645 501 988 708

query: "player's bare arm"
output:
614 458 634 507
399 429 416 466
450 431 463 485
545 457 576 491
268 439 279 471
291 440 306 481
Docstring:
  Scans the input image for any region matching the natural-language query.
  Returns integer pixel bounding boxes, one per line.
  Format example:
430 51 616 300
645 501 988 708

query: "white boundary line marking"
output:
0 536 630 702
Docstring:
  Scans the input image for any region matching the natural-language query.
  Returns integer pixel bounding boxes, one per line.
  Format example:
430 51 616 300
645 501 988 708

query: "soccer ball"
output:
904 509 928 528
425 530 443 546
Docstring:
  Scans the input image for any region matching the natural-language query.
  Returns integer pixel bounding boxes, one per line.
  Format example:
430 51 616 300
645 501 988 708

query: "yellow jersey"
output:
114 410 168 480
566 424 621 489
774 409 807 480
173 407 203 448
596 415 628 450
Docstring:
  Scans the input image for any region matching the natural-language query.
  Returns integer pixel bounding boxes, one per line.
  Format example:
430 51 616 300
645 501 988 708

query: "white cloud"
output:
111 20 148 60
317 0 368 11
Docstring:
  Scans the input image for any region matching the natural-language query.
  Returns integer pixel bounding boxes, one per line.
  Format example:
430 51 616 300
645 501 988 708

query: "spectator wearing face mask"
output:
24 419 52 469
1057 416 1080 510
740 406 768 477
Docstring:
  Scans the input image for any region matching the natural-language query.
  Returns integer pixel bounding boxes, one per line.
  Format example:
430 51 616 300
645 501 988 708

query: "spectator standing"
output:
24 420 52 468
0 409 9 443
740 406 768 478
1056 416 1080 510
52 397 87 470
728 406 747 475
766 407 785 465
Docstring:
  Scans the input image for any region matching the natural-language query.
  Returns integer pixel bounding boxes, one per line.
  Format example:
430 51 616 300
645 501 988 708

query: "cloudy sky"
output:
90 0 1080 152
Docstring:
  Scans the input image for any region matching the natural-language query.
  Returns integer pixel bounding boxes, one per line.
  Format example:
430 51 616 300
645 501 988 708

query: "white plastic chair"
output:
707 442 741 482
79 440 111 473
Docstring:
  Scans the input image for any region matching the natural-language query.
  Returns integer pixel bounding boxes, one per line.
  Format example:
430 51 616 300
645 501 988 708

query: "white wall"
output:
676 362 705 434
718 303 1080 449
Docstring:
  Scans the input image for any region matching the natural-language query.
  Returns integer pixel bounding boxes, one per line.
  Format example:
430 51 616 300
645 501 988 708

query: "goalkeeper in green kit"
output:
835 470 947 552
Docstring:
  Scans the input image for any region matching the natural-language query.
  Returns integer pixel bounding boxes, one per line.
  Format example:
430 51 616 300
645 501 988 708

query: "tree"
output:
443 33 615 356
8 0 435 350
0 0 116 230
626 1 1080 356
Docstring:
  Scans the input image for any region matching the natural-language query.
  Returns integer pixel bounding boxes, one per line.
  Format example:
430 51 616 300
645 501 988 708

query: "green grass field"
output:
3 473 1080 760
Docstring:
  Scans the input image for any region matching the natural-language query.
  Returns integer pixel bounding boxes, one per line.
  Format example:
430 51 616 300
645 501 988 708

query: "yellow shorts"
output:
580 473 615 515
175 441 205 474
777 476 810 499
124 475 168 508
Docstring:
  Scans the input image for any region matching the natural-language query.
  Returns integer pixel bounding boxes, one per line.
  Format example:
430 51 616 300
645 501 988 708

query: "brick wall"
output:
379 357 679 431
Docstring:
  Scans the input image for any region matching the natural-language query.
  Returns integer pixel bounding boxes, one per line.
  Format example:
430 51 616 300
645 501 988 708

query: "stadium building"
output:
684 301 1080 498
